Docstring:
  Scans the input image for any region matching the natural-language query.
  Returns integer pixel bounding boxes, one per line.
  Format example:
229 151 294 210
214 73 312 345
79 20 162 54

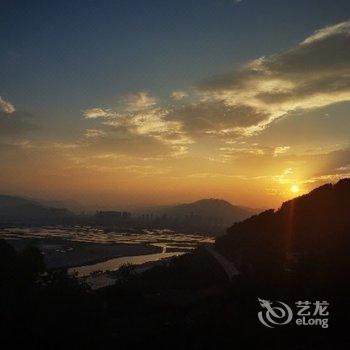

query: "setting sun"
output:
290 184 300 194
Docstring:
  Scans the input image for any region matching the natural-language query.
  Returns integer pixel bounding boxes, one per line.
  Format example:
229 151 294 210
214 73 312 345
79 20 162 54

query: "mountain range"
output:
0 195 258 233
136 198 258 224
0 195 73 224
133 198 260 235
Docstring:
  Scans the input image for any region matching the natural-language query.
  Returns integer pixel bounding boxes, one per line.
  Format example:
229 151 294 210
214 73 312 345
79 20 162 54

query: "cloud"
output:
312 147 350 177
273 146 290 157
85 129 106 138
83 108 116 119
166 101 268 138
301 21 350 45
82 21 350 157
171 91 188 100
83 92 192 158
217 143 291 159
0 96 15 114
243 146 350 188
194 21 350 136
123 91 158 112
280 147 350 188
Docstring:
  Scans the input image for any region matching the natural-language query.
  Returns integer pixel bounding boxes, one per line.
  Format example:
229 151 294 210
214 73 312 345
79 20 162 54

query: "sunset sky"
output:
1 0 350 209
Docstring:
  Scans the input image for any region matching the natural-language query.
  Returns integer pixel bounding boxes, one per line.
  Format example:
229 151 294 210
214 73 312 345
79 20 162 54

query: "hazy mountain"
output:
0 195 73 224
0 195 36 209
163 198 256 220
38 199 85 214
137 198 258 227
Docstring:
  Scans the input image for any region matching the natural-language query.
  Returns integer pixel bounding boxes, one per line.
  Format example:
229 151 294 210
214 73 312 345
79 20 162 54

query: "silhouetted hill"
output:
169 198 255 219
216 178 350 274
139 198 257 225
0 195 74 224
0 195 35 209
38 199 85 214
1 184 350 348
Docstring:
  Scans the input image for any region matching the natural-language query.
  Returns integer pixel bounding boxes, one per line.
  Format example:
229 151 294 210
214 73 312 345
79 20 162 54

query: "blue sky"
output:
0 1 350 207
2 0 350 124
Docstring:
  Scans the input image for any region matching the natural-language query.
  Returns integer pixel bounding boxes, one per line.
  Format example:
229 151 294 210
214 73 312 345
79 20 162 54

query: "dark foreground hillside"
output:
1 180 350 349
217 178 350 276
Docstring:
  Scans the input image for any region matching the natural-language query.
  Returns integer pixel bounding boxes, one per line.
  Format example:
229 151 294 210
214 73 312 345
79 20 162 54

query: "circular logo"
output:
258 298 293 328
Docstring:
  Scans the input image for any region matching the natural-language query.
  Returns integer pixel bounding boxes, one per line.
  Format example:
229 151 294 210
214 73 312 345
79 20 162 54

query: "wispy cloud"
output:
83 108 116 119
171 91 188 100
190 21 350 137
83 92 192 158
273 146 290 157
0 96 15 114
82 21 350 153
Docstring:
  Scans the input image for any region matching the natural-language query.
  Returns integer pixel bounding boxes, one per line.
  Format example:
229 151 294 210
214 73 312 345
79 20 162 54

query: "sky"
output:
1 0 350 209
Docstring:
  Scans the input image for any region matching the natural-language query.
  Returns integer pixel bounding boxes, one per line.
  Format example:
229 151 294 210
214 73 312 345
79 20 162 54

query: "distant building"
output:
94 211 131 223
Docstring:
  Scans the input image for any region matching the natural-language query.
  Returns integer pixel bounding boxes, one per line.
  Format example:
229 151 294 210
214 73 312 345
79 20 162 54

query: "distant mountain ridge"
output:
38 199 85 214
137 198 259 228
162 198 256 221
0 195 36 209
0 195 73 224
